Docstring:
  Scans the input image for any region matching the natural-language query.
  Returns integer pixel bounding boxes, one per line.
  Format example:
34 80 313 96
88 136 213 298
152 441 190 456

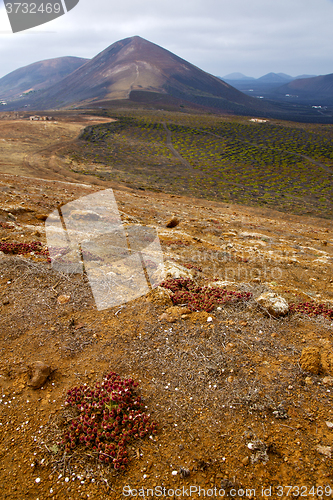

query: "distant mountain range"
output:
1 36 332 121
220 71 333 105
0 56 89 100
222 72 317 82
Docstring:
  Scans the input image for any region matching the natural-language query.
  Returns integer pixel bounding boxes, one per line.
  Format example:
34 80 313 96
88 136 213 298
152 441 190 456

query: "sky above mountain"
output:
0 0 333 80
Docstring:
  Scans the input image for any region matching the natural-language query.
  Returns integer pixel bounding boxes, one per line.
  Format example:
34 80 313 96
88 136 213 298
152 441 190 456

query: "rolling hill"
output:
0 56 89 100
273 73 333 104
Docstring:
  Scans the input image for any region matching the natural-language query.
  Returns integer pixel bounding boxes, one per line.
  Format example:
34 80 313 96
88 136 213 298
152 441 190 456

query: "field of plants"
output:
65 111 333 218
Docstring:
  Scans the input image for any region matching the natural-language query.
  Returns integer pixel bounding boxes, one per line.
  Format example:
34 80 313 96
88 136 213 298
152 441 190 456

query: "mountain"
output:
257 72 293 83
274 73 333 104
5 36 280 115
221 72 255 81
0 56 89 100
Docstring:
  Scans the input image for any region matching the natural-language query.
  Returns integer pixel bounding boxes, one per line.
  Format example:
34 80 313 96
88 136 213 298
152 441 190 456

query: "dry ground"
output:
0 112 333 500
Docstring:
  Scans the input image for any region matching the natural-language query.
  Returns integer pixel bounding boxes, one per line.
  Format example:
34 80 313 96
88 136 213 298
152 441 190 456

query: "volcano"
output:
9 36 276 115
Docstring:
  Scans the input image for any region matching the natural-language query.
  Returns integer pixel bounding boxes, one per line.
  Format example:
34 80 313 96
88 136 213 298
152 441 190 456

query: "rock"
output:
179 467 190 478
316 445 332 458
242 456 250 466
28 361 51 389
35 214 48 221
151 261 194 282
305 376 313 385
166 216 181 228
7 213 16 221
325 422 333 429
57 294 71 304
300 346 321 374
300 345 333 376
255 292 289 317
146 286 173 307
158 312 177 323
165 305 191 318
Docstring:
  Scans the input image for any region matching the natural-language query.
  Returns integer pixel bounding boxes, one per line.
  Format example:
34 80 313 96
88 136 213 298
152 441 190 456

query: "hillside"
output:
3 36 287 117
274 73 333 104
0 56 89 100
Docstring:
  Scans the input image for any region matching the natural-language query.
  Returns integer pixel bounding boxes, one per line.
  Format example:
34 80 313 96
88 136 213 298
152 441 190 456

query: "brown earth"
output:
0 112 333 500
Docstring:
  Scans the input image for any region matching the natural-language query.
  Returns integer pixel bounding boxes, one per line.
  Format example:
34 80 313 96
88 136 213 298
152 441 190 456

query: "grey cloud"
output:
0 0 332 79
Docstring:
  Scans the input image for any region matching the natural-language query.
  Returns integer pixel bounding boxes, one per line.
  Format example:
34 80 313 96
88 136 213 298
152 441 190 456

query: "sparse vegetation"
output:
0 240 48 257
62 372 156 470
65 111 333 218
160 277 253 312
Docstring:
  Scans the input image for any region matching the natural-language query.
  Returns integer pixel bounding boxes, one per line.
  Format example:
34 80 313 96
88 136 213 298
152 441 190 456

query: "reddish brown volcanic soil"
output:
0 112 333 500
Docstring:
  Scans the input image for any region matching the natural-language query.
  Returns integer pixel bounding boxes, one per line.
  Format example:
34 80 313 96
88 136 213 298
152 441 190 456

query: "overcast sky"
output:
0 0 333 80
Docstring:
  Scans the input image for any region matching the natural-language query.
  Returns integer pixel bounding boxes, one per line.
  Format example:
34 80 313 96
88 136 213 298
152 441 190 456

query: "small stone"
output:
151 260 193 282
255 292 289 317
316 445 332 458
57 295 71 304
323 376 333 385
300 346 321 375
171 470 178 476
305 376 313 385
166 216 181 228
179 467 190 478
165 305 191 318
158 312 176 323
28 361 52 389
7 213 16 221
325 421 333 429
242 456 250 466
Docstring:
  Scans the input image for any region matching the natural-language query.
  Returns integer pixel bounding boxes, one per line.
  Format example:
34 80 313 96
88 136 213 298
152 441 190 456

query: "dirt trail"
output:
163 122 193 168
0 115 115 184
